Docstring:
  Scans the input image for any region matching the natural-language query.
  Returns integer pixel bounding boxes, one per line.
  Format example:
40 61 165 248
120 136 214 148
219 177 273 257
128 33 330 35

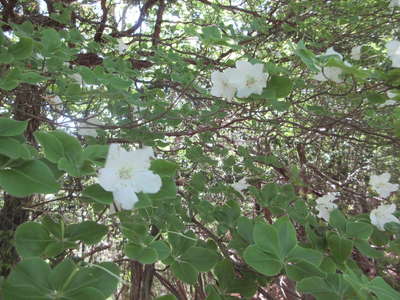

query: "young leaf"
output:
0 160 60 196
0 118 27 136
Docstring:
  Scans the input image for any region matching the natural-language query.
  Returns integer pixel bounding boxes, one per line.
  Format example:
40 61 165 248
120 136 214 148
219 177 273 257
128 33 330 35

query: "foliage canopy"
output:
1 0 400 299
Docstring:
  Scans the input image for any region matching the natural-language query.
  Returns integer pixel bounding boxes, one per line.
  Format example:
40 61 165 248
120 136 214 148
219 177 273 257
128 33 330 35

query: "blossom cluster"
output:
210 60 268 99
231 177 249 194
313 47 350 83
315 173 399 232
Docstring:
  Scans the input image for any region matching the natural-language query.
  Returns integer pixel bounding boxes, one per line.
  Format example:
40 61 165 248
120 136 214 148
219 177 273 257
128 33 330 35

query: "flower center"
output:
246 76 256 87
119 167 134 180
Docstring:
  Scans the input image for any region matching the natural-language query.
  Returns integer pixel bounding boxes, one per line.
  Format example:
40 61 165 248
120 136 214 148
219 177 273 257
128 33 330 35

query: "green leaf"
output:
41 28 61 52
327 233 353 264
274 216 297 257
41 215 63 238
82 184 113 205
66 221 108 245
0 137 31 159
181 247 220 272
151 159 179 177
297 274 352 300
149 240 171 260
213 260 257 297
190 172 207 191
67 287 106 300
288 246 323 266
135 192 153 208
3 258 119 300
50 130 82 163
150 176 177 201
3 258 52 300
366 92 386 104
201 26 222 42
82 145 108 163
370 277 400 300
205 285 223 300
57 157 81 176
243 245 282 276
9 37 33 60
346 222 373 240
285 260 325 281
329 209 347 233
78 66 98 84
0 118 27 136
125 243 158 264
253 222 281 258
49 259 77 291
267 75 293 99
237 216 254 243
106 75 131 89
64 262 120 298
15 222 51 258
370 227 390 246
168 231 196 255
170 261 198 284
44 240 75 257
353 239 383 258
0 160 60 196
319 256 337 273
34 131 65 163
294 41 319 72
0 77 19 90
0 49 14 64
20 72 48 84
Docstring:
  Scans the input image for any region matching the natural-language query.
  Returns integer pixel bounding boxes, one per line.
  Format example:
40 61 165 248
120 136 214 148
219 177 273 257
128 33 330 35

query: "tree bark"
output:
0 84 41 276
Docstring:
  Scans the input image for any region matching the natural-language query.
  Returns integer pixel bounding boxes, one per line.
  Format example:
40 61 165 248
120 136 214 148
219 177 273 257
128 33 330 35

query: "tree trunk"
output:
0 84 41 276
129 261 155 300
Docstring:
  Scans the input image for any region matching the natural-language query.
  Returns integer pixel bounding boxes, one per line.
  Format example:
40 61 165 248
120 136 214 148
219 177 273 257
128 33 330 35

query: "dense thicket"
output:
1 0 400 299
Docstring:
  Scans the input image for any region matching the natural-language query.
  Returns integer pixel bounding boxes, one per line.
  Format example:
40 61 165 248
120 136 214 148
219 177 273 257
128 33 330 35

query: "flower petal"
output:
133 170 162 194
98 168 119 191
113 187 138 210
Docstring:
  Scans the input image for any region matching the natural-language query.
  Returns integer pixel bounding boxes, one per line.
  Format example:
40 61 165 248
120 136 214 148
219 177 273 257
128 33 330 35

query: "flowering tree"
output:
1 0 400 299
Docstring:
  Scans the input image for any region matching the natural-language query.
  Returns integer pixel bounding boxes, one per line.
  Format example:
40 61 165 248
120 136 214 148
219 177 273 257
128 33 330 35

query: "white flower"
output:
118 39 128 54
228 60 268 98
36 53 44 60
98 144 162 210
369 173 399 198
315 192 338 222
389 0 400 8
386 40 400 68
313 66 344 83
47 95 62 107
211 68 237 100
77 117 104 137
370 204 400 231
378 91 397 107
379 100 397 107
314 48 347 83
69 73 84 85
351 45 362 60
231 177 249 193
325 47 343 60
387 90 397 99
